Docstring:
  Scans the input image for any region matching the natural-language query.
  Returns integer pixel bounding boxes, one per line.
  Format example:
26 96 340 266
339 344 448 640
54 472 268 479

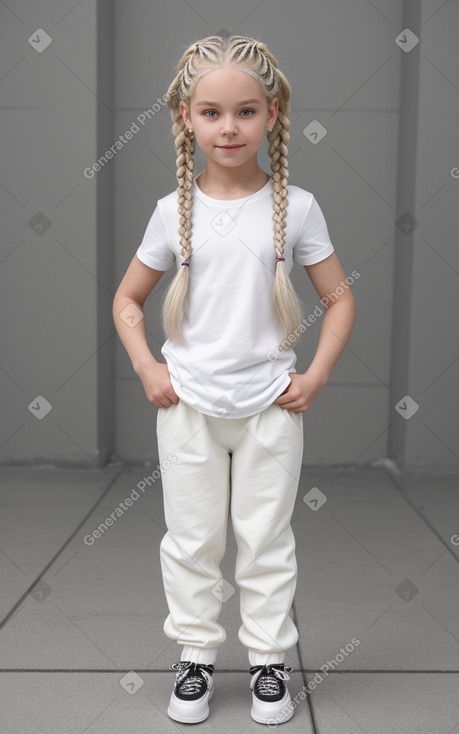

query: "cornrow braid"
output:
162 35 303 346
161 38 222 344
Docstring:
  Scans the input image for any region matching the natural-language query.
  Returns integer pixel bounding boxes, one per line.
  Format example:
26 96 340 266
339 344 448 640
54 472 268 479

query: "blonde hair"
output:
162 35 303 345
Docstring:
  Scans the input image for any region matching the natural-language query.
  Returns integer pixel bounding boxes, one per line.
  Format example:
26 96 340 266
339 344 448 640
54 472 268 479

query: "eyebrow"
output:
195 99 261 106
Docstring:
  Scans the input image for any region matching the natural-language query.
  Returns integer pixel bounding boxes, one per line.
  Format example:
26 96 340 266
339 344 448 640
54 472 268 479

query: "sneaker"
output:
167 661 215 723
249 663 294 725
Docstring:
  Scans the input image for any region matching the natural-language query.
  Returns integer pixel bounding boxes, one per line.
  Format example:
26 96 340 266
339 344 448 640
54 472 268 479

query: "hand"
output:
135 359 179 408
274 370 326 413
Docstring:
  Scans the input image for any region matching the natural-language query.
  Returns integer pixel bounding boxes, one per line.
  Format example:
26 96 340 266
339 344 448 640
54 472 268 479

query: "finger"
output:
278 391 301 405
275 397 289 407
164 385 179 403
278 400 297 410
275 386 292 406
155 395 172 409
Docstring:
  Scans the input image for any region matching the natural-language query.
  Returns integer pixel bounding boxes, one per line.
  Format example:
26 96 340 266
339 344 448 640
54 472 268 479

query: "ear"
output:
267 97 279 130
180 101 192 128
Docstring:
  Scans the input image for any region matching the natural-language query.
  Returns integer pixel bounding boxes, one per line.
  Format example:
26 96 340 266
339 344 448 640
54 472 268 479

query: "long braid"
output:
269 106 303 343
160 108 194 343
257 41 303 342
175 115 194 262
162 35 303 345
161 41 220 344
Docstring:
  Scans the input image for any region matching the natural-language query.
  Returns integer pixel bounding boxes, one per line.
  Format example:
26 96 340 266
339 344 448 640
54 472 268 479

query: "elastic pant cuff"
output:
248 650 286 666
181 645 218 665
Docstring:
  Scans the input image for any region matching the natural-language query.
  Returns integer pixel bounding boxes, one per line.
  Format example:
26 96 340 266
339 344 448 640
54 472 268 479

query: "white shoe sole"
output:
251 688 294 725
167 682 214 724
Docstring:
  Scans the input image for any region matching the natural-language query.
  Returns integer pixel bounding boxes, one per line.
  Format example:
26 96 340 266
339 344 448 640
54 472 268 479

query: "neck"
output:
196 158 269 198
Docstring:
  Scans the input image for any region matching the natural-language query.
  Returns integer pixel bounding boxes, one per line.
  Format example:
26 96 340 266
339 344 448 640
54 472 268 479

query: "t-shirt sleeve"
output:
136 201 176 271
292 194 335 266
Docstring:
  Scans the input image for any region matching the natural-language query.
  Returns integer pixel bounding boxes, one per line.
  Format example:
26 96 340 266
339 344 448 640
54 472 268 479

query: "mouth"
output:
217 144 244 149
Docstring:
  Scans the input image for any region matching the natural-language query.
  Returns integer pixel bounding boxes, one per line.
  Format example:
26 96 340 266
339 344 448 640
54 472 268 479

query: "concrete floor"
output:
0 463 458 733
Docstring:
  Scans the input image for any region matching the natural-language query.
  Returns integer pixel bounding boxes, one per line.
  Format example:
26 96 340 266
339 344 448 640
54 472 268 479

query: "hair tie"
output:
276 257 285 262
181 261 189 267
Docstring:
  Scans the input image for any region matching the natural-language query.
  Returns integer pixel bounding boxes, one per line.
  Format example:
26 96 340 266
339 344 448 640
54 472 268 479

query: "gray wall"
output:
0 0 114 466
389 0 459 472
1 0 458 473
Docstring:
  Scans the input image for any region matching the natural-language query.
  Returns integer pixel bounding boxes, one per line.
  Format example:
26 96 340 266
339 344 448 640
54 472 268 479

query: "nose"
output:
220 116 238 136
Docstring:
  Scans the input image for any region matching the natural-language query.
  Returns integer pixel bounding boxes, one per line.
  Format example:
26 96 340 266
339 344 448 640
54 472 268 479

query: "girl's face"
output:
180 65 278 170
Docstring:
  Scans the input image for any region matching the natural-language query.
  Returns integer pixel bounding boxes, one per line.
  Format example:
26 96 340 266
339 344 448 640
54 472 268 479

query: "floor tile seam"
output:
292 599 320 732
384 469 459 563
3 668 458 673
0 466 125 632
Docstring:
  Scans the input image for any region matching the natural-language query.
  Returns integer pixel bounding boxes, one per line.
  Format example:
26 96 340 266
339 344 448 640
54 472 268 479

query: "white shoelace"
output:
171 661 213 696
252 664 293 697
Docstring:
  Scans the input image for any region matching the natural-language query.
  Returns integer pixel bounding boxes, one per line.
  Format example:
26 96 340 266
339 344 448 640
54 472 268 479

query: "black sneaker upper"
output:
171 661 215 701
249 663 293 703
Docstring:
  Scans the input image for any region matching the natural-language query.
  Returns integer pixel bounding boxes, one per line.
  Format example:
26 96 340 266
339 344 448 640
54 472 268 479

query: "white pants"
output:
156 398 304 667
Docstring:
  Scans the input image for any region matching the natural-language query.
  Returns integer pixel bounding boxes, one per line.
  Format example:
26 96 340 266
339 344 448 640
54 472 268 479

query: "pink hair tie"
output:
276 257 285 262
181 261 189 267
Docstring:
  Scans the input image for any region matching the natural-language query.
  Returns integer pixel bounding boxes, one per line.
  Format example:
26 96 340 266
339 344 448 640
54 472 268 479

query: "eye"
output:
203 110 218 118
240 109 254 116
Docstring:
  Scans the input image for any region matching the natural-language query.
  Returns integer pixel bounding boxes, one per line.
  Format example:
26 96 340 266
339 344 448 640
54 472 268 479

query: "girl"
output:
113 34 355 726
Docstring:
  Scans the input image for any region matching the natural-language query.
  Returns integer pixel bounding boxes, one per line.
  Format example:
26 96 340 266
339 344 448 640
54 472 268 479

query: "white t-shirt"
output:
136 176 334 419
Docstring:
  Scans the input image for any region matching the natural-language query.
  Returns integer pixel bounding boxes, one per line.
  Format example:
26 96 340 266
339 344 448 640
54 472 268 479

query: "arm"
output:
112 254 179 408
275 252 356 413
